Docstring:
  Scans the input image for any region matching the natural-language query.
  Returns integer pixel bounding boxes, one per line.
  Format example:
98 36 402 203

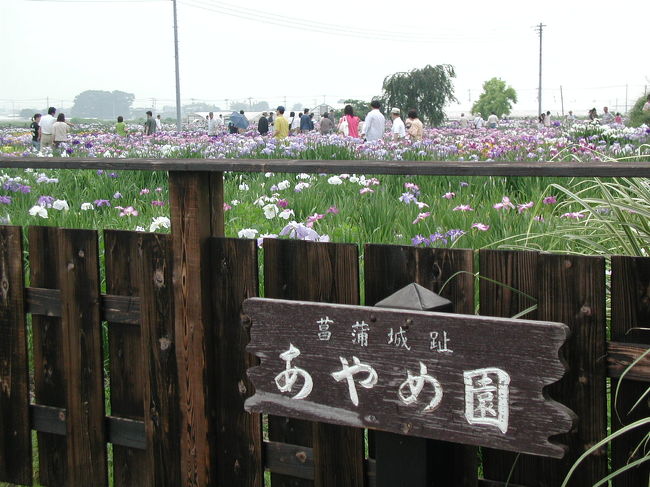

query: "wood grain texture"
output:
29 404 146 450
364 244 477 486
105 230 149 486
479 250 539 482
0 226 32 485
3 156 650 177
138 233 181 486
210 238 262 487
25 287 140 324
58 229 107 486
29 226 68 487
263 238 364 487
610 256 650 487
488 253 606 486
607 342 650 381
169 171 217 487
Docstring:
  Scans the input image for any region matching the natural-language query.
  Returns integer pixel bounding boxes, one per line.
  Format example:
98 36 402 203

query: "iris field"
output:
1 119 649 256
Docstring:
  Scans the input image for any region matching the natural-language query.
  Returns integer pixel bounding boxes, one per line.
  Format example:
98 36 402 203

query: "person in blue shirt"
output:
300 108 313 133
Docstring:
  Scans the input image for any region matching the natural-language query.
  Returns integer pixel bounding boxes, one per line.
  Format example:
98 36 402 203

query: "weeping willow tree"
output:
380 64 457 126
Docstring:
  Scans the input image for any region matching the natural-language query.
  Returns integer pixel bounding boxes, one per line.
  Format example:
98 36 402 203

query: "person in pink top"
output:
338 104 361 138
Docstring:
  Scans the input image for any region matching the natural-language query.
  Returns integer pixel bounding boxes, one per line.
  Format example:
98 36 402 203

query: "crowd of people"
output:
28 95 650 149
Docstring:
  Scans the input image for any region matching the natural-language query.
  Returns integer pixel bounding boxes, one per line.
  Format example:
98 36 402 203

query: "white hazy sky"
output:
1 0 648 116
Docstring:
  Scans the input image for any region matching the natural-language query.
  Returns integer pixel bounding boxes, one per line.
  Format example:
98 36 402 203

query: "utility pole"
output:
468 89 471 103
625 84 628 114
248 97 253 109
535 23 546 117
559 85 564 117
172 0 182 130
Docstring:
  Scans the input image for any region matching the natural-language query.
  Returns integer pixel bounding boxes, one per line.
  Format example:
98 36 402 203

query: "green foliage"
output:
471 78 518 118
380 64 457 126
19 108 39 119
72 90 135 120
628 93 650 127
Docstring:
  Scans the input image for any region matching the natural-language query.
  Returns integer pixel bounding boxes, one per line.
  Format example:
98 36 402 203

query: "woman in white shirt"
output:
52 113 70 147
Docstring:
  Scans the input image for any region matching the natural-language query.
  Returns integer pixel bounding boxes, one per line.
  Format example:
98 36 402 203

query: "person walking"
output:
155 114 163 131
39 107 57 149
390 107 405 140
30 113 41 151
338 104 360 137
473 112 484 129
643 95 650 112
362 100 385 142
52 113 70 147
207 112 219 136
116 116 127 136
289 111 300 134
300 108 313 133
487 112 499 129
406 109 424 140
258 112 269 135
459 113 469 128
274 106 289 140
601 106 614 124
144 110 156 135
319 112 334 135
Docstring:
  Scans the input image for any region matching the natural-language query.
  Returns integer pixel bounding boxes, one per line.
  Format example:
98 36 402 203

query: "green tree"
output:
380 65 457 126
19 108 39 119
71 90 135 119
471 78 517 118
628 93 650 127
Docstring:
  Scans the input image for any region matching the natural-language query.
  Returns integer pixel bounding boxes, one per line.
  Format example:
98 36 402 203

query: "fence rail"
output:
2 156 650 176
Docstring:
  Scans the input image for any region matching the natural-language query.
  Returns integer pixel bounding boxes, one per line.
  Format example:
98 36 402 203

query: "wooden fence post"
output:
29 226 68 486
169 171 223 486
364 244 477 486
139 233 182 486
211 237 263 487
264 238 365 487
0 225 32 486
610 256 650 486
105 230 149 486
59 229 107 486
481 250 606 486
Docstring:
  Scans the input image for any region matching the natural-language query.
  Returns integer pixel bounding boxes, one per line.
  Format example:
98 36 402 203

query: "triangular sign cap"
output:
375 283 452 311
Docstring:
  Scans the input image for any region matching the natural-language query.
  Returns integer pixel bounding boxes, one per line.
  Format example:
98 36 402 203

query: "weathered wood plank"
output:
29 404 146 450
211 237 262 487
607 342 650 382
26 287 140 324
263 238 364 487
0 226 32 485
3 156 650 177
364 244 477 486
245 298 572 457
169 171 217 487
497 254 606 486
610 256 650 486
105 230 149 486
479 250 539 482
265 440 315 480
58 229 107 486
29 226 68 487
139 233 182 486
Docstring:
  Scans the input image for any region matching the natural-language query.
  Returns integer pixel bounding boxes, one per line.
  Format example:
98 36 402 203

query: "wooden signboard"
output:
244 297 575 458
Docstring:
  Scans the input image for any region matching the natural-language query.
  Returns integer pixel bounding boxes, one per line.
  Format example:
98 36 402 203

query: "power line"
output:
180 0 500 43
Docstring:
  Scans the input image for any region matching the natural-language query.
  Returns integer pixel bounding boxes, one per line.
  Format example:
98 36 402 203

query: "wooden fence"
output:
0 158 649 487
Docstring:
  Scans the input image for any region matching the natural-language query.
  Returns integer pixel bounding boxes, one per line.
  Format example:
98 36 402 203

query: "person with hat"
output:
258 111 269 135
390 107 406 140
274 106 289 140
